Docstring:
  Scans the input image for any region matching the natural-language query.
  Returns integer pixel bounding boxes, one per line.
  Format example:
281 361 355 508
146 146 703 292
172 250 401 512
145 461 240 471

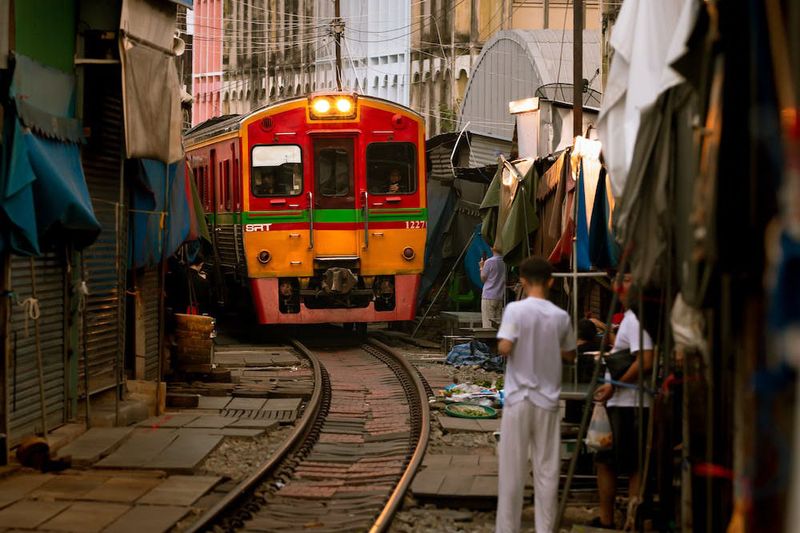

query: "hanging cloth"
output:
575 160 592 271
589 168 619 269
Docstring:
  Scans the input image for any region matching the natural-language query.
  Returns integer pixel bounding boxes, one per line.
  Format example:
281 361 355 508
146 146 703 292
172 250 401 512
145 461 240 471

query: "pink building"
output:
192 0 223 125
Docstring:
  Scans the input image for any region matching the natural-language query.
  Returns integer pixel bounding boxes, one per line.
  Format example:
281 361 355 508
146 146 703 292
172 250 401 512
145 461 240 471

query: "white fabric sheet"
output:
597 0 699 198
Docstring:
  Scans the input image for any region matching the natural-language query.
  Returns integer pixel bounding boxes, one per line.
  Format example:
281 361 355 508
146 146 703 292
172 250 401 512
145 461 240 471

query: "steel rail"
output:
184 340 324 533
365 336 431 533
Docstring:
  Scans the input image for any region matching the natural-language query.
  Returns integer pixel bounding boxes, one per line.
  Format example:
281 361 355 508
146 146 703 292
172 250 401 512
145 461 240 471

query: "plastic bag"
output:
585 403 613 452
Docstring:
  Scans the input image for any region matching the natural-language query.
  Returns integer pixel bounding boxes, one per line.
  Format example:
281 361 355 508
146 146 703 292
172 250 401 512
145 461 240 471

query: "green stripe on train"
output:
206 208 428 225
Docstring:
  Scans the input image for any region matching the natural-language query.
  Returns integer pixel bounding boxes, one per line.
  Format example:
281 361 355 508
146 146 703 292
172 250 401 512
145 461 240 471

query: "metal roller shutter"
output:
80 66 127 396
141 267 161 381
7 253 67 445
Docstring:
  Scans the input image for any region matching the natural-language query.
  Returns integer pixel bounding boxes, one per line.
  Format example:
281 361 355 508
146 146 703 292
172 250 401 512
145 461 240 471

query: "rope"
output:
18 296 40 338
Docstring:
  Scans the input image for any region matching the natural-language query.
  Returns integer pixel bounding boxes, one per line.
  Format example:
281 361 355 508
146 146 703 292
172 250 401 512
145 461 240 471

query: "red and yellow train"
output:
184 93 427 325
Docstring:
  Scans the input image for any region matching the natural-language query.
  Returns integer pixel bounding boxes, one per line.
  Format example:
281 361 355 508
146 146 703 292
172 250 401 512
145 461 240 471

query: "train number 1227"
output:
405 220 427 229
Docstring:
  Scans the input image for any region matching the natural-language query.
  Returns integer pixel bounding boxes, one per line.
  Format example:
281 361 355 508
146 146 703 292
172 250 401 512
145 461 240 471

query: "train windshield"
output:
366 142 416 194
315 139 353 198
251 145 303 197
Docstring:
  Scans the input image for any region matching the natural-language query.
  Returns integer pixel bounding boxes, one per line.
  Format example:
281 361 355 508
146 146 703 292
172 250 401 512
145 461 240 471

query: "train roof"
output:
183 94 423 148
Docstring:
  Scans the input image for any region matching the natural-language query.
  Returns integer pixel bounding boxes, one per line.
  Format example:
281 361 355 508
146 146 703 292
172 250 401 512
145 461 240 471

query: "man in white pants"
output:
496 257 576 532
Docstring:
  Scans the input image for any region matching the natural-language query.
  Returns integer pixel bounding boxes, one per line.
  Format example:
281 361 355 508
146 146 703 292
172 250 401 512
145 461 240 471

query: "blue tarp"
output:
0 54 100 255
419 179 457 304
129 159 191 268
464 224 492 290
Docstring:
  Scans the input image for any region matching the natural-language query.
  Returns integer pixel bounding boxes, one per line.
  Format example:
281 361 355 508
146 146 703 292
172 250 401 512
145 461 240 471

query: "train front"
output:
242 93 427 325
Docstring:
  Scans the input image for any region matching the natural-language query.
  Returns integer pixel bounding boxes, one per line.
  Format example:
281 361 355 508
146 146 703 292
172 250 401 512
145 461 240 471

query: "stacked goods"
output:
174 313 215 367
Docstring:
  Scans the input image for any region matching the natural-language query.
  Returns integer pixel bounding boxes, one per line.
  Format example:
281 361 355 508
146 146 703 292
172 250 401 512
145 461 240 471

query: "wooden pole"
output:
573 0 584 138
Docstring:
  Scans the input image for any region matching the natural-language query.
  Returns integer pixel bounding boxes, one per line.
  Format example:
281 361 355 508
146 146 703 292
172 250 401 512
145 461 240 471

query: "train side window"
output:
315 139 353 197
251 145 303 197
366 142 416 194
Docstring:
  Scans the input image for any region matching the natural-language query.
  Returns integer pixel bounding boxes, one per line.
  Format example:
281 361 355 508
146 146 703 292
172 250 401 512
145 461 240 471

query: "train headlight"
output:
312 97 331 114
257 250 271 264
309 94 357 119
402 247 416 261
335 97 352 113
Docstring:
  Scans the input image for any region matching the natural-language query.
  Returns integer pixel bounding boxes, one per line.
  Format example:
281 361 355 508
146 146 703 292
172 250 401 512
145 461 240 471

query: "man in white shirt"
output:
592 273 653 529
495 257 576 533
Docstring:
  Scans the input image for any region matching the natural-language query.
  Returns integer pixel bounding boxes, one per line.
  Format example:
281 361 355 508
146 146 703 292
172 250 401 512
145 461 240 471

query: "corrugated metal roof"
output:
458 29 602 140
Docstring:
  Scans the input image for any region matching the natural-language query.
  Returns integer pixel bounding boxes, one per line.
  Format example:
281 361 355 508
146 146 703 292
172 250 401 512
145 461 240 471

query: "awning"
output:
129 159 191 268
0 55 100 255
119 0 183 164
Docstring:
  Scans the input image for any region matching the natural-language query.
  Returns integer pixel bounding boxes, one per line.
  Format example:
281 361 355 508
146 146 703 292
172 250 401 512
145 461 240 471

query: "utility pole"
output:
333 0 344 91
573 0 584 138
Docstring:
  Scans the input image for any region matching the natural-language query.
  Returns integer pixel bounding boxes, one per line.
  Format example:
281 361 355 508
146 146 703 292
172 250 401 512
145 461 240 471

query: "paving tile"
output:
137 413 200 429
196 396 231 410
438 473 475 496
96 429 179 468
183 415 236 428
422 454 452 468
468 475 499 497
56 427 134 466
39 501 130 532
225 398 266 411
227 419 278 430
0 473 54 508
104 504 189 533
138 475 222 506
31 474 109 500
79 476 162 503
450 455 480 467
263 398 302 412
148 433 224 473
0 499 69 528
410 470 445 497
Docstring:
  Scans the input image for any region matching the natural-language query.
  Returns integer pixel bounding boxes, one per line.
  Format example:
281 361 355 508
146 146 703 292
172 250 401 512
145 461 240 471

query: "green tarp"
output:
479 159 539 266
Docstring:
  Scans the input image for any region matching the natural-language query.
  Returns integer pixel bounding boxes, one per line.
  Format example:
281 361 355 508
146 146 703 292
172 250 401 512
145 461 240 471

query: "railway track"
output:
186 335 430 532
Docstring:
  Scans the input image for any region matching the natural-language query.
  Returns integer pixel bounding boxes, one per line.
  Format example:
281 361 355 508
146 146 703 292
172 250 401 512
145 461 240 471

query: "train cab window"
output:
251 145 303 197
315 139 353 197
366 142 416 194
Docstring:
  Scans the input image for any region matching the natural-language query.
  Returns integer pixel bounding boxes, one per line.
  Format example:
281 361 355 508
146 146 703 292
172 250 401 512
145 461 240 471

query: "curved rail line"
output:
186 336 430 533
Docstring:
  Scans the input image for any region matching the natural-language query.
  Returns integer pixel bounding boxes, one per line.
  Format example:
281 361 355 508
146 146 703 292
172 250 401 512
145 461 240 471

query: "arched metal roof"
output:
458 29 602 140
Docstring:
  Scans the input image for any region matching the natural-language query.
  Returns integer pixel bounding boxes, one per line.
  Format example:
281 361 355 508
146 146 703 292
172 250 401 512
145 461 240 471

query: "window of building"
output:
366 142 416 194
250 145 303 197
315 139 353 197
